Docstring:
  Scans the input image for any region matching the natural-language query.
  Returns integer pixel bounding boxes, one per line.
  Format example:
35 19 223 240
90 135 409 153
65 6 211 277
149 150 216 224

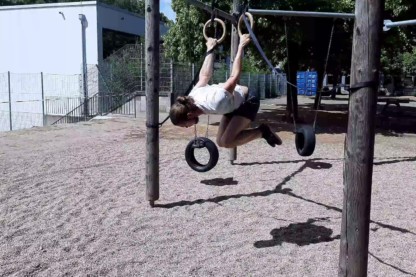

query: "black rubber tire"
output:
295 125 316 157
185 137 219 172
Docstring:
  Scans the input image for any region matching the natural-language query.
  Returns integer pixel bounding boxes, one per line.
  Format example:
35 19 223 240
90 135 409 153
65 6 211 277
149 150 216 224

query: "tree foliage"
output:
164 0 416 80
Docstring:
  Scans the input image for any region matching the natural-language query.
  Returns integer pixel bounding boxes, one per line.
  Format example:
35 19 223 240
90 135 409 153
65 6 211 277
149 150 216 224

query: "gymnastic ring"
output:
238 12 254 37
203 18 226 44
295 125 316 157
185 137 219 172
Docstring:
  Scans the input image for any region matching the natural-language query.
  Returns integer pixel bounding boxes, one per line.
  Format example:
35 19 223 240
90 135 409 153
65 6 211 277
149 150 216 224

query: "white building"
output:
0 1 168 131
0 1 168 74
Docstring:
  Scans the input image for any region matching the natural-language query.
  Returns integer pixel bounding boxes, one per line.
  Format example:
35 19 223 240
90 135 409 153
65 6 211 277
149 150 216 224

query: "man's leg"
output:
217 116 262 148
216 115 231 146
218 117 283 148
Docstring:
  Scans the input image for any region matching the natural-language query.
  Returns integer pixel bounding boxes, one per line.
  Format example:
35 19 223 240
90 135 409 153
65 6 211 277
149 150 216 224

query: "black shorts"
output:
224 91 260 121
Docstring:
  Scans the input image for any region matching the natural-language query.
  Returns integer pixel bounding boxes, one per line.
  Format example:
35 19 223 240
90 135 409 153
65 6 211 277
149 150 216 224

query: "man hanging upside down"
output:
169 34 282 148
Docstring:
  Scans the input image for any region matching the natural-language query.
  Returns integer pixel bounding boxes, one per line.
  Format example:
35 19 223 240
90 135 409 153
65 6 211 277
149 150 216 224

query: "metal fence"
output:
0 72 83 132
0 44 287 132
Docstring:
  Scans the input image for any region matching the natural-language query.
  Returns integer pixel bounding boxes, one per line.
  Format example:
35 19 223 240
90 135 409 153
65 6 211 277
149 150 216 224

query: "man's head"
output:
170 96 200 128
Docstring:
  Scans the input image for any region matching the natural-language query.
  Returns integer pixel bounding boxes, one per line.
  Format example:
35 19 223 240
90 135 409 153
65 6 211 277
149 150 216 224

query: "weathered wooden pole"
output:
229 0 240 164
145 0 160 207
338 0 384 276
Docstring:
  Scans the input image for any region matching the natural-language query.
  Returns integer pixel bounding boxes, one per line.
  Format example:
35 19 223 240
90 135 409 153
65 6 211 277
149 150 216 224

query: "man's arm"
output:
194 38 217 89
222 34 251 93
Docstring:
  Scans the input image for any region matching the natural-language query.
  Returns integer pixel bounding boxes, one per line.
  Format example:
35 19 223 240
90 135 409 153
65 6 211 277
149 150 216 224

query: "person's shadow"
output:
254 217 340 248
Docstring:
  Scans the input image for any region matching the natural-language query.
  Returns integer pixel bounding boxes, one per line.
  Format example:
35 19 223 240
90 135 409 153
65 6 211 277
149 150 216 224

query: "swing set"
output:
154 2 416 174
180 6 344 173
146 1 411 275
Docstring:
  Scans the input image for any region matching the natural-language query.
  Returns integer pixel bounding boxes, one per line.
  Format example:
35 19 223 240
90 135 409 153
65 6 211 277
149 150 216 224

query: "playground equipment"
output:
239 12 317 157
145 1 407 275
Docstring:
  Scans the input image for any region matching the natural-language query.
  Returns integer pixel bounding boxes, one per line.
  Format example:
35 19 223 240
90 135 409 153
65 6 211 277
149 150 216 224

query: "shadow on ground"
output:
254 217 340 248
254 97 416 136
155 158 416 237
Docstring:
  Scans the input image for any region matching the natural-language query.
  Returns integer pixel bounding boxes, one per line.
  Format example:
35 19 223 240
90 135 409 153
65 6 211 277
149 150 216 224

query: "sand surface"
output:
1 98 416 276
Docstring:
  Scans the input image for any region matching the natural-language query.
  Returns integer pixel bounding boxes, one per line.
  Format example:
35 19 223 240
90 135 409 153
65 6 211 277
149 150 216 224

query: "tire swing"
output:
184 17 226 172
185 116 219 172
283 20 318 157
295 125 316 156
185 137 219 173
240 12 318 157
291 20 335 157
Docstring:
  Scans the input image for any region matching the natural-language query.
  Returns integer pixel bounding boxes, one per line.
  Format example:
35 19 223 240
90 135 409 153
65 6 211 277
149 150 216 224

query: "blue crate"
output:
297 71 318 95
297 72 306 79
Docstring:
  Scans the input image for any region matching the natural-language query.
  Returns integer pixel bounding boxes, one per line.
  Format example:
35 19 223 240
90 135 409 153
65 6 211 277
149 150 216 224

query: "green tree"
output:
164 0 356 71
402 46 416 75
163 0 416 81
382 0 416 79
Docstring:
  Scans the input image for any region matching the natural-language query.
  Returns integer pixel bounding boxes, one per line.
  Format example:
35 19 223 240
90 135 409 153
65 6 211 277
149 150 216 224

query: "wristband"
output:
205 48 215 56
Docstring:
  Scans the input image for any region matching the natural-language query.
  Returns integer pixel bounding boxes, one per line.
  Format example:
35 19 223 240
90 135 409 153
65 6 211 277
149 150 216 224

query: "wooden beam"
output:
186 0 237 25
145 0 160 207
338 0 384 275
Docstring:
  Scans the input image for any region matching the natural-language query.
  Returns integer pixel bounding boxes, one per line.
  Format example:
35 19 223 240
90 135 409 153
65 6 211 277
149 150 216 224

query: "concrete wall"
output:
0 2 98 75
0 1 170 132
0 1 169 73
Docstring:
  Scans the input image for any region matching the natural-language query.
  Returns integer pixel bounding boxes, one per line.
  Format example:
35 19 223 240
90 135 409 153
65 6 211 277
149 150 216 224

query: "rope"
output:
240 14 295 89
313 21 335 130
241 14 298 131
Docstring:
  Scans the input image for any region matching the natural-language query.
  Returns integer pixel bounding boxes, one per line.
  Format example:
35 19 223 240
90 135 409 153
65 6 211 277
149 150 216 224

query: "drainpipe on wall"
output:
79 14 89 117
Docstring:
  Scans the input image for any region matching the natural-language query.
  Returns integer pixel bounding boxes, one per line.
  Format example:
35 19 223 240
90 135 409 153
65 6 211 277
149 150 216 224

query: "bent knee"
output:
216 137 223 147
238 85 248 94
217 136 234 148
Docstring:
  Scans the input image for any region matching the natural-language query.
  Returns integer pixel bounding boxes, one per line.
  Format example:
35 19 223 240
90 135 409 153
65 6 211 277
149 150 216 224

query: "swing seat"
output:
185 137 219 172
295 125 316 156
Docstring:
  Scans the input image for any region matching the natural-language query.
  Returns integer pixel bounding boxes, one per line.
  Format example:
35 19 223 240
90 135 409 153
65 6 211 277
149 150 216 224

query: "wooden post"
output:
229 0 240 164
338 0 384 276
145 0 160 207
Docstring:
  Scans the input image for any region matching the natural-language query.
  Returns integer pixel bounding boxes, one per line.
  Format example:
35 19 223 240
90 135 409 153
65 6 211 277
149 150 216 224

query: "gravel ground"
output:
1 96 415 277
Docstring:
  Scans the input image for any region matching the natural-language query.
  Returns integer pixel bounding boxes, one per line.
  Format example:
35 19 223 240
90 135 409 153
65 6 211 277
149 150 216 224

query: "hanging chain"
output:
313 21 335 130
192 115 210 140
205 115 210 137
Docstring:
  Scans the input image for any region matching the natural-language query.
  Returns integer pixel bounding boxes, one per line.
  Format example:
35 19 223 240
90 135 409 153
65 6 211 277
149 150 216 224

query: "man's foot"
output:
259 124 282 147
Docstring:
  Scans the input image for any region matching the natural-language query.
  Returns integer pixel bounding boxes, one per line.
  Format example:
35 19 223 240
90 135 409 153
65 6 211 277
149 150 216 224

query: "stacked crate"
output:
296 71 318 96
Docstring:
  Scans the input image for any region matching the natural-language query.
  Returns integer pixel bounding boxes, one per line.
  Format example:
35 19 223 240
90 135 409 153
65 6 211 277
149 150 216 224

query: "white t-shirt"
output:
189 84 246 115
